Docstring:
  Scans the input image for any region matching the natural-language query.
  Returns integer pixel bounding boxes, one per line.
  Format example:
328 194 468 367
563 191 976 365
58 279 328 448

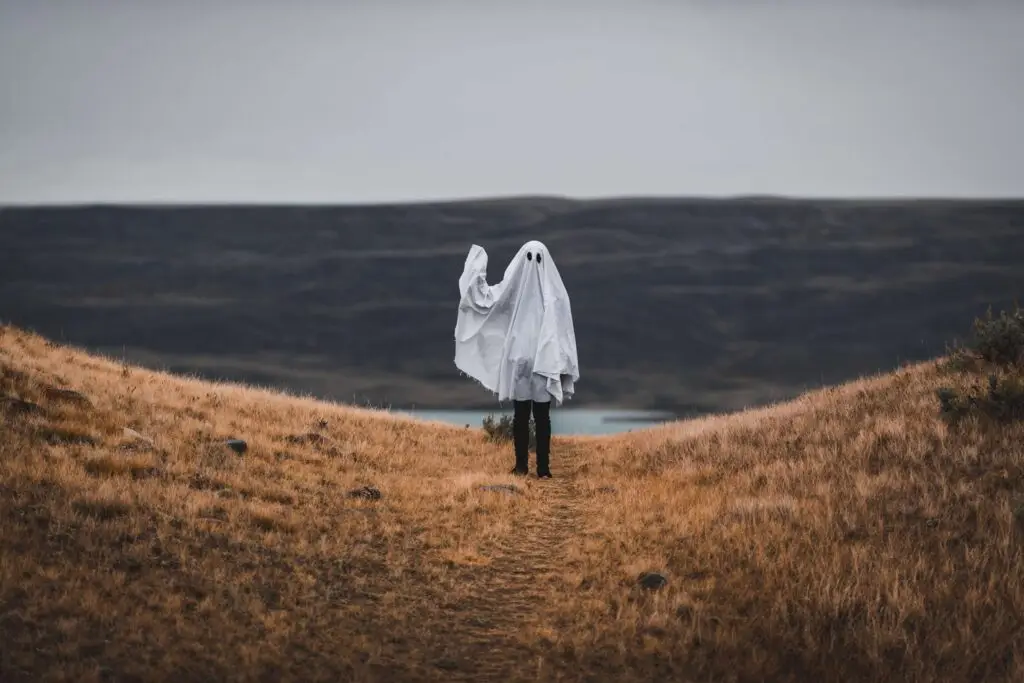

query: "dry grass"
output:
2 323 1023 682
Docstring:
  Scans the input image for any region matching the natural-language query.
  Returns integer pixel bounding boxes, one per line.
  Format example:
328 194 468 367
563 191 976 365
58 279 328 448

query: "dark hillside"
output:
2 197 1022 412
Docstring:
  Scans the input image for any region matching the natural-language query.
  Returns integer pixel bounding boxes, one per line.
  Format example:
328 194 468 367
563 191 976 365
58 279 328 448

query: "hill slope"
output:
1 324 1023 682
2 198 1023 414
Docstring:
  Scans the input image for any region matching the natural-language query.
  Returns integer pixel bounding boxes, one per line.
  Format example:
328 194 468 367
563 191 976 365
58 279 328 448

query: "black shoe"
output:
537 471 552 479
510 467 528 476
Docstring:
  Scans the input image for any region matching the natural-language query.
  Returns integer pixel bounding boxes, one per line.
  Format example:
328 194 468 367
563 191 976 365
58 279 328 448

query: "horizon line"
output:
3 192 1024 210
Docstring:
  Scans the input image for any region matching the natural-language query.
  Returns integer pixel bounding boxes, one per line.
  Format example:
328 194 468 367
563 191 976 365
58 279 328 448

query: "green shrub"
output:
970 304 1024 367
941 341 983 374
938 304 1024 423
937 373 1024 424
942 304 1024 373
482 413 536 451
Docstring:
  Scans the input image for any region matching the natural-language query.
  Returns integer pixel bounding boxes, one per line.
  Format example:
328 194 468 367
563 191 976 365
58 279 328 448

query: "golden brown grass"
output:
2 323 1023 682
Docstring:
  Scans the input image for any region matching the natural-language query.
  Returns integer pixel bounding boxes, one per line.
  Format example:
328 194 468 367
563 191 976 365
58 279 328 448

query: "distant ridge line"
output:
3 194 1024 210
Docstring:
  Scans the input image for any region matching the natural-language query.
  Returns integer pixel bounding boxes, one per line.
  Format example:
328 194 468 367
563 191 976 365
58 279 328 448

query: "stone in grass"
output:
638 572 668 591
225 439 248 455
479 484 521 495
347 486 382 500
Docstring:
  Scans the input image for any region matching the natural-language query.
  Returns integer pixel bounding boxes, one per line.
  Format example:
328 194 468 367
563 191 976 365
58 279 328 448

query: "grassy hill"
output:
2 320 1023 682
2 198 1023 414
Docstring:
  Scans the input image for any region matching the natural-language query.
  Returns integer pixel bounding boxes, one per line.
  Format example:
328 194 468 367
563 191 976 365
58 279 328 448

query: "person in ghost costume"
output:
454 240 580 478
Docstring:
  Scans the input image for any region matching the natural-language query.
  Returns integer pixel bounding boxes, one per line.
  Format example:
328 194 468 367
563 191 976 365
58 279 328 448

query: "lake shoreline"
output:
399 407 677 436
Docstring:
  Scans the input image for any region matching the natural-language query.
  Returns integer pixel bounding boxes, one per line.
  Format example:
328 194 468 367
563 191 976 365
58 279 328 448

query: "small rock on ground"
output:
347 486 382 500
479 484 521 495
225 439 247 454
639 572 668 590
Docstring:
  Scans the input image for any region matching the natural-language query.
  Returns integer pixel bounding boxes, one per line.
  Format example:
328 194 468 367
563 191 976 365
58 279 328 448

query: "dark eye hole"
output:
537 253 543 264
526 252 532 261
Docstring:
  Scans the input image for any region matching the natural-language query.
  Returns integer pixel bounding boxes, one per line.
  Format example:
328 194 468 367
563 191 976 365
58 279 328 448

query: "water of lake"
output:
401 408 675 436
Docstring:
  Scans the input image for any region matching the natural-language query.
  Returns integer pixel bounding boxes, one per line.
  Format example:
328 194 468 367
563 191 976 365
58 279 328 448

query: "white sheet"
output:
454 240 579 404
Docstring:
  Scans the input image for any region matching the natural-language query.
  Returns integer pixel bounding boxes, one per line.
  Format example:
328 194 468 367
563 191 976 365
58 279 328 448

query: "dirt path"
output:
429 449 583 682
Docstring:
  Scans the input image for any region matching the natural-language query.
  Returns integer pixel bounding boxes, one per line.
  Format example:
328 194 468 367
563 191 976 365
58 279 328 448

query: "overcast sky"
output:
1 1 1022 204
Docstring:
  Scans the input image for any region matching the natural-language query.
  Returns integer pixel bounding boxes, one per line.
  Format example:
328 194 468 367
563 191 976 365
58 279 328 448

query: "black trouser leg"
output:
512 400 532 474
533 400 552 476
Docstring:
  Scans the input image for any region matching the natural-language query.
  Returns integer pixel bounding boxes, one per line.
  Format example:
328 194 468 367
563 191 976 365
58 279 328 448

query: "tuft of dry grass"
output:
2 322 1023 682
